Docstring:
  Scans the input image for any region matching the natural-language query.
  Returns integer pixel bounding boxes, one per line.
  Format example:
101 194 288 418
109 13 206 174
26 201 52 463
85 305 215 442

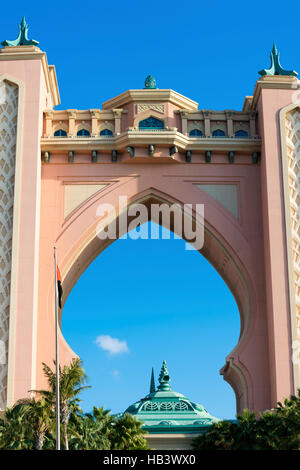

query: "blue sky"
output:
2 1 300 111
2 1 299 419
62 223 240 419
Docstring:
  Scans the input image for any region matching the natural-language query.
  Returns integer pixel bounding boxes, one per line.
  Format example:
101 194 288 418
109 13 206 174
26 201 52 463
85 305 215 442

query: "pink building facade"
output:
0 33 299 414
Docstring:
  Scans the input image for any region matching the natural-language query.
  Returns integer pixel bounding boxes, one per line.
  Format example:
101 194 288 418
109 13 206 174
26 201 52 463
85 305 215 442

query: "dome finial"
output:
158 360 171 391
149 367 156 394
144 75 157 89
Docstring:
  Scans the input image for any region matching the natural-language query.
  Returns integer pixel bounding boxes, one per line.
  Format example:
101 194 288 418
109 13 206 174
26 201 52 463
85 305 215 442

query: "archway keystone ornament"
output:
0 22 299 415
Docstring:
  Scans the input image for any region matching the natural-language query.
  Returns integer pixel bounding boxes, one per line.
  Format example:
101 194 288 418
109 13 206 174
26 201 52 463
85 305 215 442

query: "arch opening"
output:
62 221 240 419
57 191 253 414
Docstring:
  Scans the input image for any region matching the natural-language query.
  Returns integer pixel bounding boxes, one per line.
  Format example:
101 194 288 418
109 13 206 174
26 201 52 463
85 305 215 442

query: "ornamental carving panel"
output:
284 108 300 369
0 80 18 409
142 400 191 412
137 104 165 114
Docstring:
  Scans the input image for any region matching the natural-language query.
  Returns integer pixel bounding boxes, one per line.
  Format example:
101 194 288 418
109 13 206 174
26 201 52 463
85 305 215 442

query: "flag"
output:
57 265 63 309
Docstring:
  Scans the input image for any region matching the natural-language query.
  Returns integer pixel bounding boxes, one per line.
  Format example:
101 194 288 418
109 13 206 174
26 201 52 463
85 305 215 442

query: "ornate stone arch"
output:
99 121 114 134
45 186 263 413
233 122 250 137
52 122 68 136
76 122 91 136
211 122 227 136
187 121 204 136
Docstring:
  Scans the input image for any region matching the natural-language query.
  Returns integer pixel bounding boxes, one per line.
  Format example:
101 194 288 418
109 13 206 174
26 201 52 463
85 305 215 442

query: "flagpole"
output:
54 246 61 450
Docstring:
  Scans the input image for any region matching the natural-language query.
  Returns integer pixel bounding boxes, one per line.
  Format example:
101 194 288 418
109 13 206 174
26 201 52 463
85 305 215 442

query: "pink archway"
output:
38 182 268 414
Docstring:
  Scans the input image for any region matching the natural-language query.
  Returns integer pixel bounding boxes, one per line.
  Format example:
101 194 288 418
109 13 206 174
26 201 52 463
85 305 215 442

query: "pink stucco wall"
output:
0 50 296 413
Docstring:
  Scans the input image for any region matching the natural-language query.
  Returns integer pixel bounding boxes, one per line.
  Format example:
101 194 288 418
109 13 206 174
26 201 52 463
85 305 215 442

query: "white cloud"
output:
110 369 120 378
95 334 129 355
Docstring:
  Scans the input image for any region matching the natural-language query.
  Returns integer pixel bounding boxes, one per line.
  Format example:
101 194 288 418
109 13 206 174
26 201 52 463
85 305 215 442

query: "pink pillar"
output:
0 46 59 404
256 77 297 404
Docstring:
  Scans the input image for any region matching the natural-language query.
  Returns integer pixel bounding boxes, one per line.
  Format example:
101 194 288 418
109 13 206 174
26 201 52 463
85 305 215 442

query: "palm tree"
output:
36 358 90 450
14 397 54 450
0 404 33 449
110 413 150 450
69 408 111 450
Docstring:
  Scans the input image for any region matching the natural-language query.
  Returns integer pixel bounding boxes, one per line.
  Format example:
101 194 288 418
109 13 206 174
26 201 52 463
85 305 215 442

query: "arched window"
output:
189 129 203 137
100 129 113 136
138 116 164 129
234 130 248 138
54 129 67 137
77 129 90 137
212 129 225 137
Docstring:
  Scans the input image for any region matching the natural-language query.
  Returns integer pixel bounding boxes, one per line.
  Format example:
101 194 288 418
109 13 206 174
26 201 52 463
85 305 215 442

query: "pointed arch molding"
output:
280 103 300 392
55 188 255 412
0 74 24 408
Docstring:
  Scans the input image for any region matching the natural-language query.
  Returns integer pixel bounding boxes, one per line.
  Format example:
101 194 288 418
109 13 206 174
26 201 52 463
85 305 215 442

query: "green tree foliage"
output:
0 403 33 449
34 358 90 449
68 406 112 450
0 360 150 450
0 400 55 450
15 396 54 450
110 413 150 450
192 390 300 450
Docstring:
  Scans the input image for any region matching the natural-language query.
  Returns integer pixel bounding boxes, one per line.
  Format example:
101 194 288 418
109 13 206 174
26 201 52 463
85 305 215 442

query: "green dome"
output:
122 360 220 434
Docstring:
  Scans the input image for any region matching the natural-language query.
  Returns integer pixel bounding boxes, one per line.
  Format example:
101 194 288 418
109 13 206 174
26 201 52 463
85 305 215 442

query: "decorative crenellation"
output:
284 109 300 366
0 80 18 409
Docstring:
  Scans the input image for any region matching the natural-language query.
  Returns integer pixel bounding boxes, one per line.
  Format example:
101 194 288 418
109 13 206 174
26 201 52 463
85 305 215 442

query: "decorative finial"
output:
1 16 39 47
150 367 156 394
144 75 157 89
158 360 171 391
258 43 297 77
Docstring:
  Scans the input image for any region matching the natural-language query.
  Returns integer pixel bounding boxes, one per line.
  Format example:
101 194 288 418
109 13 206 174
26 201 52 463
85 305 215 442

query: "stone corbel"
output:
169 146 178 157
68 150 75 163
148 145 155 156
43 151 50 163
252 151 259 164
186 150 192 163
228 151 235 164
205 151 211 163
91 150 98 162
126 146 135 157
112 150 118 162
